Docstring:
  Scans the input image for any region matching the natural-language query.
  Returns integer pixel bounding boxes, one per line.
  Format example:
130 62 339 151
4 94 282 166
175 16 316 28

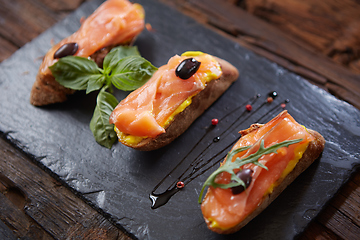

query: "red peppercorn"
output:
281 103 286 108
176 181 185 189
246 104 252 111
267 97 274 103
211 118 219 125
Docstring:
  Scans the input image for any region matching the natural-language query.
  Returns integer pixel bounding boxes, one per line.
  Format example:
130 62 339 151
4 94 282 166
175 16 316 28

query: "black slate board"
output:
1 0 360 239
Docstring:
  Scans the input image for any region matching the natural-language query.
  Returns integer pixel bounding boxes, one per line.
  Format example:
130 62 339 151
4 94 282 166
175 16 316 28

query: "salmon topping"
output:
201 111 314 230
109 52 222 138
39 0 145 75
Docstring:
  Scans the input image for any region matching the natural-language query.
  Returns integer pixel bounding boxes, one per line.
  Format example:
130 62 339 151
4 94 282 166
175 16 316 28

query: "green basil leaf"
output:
90 88 119 148
109 55 158 91
86 75 106 94
49 56 104 92
103 46 141 73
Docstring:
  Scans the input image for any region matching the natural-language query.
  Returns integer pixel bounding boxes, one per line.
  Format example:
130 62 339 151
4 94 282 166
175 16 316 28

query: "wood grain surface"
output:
0 0 359 239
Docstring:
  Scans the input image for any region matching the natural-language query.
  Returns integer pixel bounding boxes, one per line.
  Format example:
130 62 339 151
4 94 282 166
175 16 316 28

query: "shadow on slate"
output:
0 0 360 239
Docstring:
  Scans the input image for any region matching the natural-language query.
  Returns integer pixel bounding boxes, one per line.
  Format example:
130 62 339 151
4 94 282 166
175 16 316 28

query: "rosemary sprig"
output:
198 138 303 203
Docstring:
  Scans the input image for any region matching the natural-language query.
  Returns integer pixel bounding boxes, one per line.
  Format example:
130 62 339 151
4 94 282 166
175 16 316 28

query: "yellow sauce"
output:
114 126 145 145
208 218 228 231
264 142 309 196
181 51 204 57
163 97 192 128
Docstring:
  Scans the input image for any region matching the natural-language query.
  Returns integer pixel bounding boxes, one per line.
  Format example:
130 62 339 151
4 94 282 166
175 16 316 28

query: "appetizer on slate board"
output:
199 110 325 234
30 0 145 106
109 51 239 151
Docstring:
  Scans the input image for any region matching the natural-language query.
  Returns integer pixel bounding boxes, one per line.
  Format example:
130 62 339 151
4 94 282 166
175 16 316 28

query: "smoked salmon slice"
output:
200 110 324 234
109 52 222 140
31 0 145 106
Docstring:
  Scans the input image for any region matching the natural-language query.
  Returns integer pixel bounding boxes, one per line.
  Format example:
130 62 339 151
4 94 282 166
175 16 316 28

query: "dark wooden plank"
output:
331 184 360 227
326 82 360 110
244 0 360 73
0 191 54 239
38 0 88 11
0 0 359 239
299 220 339 240
318 204 360 240
337 174 360 223
0 0 88 62
0 0 60 47
0 218 17 240
0 38 18 63
0 136 131 240
164 0 360 109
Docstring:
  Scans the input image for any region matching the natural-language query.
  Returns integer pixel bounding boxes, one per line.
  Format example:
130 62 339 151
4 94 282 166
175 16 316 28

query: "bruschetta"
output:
109 51 239 151
30 0 145 106
200 110 325 234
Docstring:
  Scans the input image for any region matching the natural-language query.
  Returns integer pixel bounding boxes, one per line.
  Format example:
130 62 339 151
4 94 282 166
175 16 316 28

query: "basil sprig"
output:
50 56 106 93
89 87 119 148
198 138 303 203
49 46 158 148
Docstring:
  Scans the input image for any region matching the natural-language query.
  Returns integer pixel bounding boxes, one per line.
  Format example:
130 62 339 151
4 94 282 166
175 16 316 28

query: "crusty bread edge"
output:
207 129 325 234
121 57 239 151
30 45 118 106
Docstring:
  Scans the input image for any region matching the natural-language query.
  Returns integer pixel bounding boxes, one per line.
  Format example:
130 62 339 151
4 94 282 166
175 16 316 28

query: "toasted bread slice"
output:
30 46 115 106
116 57 239 151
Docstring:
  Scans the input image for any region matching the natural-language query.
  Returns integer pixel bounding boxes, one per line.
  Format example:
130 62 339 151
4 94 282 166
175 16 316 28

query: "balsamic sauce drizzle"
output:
256 99 290 123
150 92 289 209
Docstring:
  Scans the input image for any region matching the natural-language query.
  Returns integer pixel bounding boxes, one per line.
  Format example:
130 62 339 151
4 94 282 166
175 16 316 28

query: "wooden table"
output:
0 0 359 239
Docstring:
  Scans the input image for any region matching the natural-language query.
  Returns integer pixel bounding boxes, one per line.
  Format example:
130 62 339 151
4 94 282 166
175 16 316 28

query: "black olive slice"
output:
54 42 79 59
175 58 201 80
231 168 254 195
